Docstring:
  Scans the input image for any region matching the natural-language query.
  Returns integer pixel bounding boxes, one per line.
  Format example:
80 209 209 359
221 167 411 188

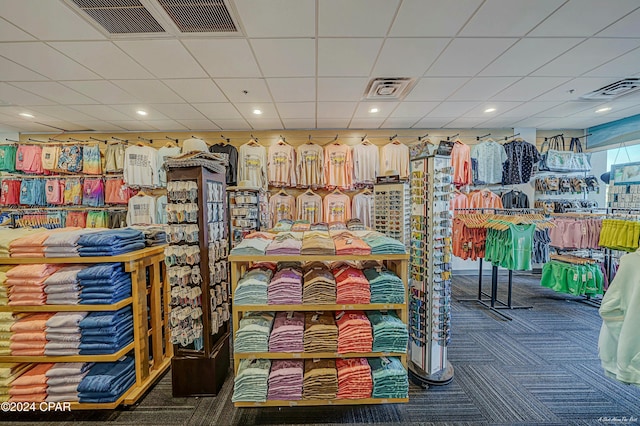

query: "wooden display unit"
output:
0 246 172 410
229 253 410 407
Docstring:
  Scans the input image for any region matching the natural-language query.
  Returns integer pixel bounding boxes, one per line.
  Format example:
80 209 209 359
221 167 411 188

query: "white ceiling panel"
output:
476 117 516 129
68 104 132 121
584 47 640 77
162 79 226 103
353 102 398 119
0 17 35 41
51 41 154 80
464 102 523 117
276 103 315 119
150 104 206 120
235 0 315 37
71 121 126 132
389 0 482 37
0 106 55 120
317 102 357 119
348 118 386 129
28 105 97 122
318 39 383 77
112 80 184 104
532 77 616 102
460 0 562 36
426 38 518 77
479 38 584 77
193 103 243 120
141 120 188 131
0 0 106 40
371 38 449 78
412 117 455 128
511 117 554 128
235 103 279 119
443 117 489 128
0 42 99 80
29 120 90 131
318 0 399 37
491 77 570 102
448 77 520 101
109 121 161 132
530 0 640 37
427 102 479 117
317 78 368 102
282 118 316 129
183 39 261 78
533 38 640 77
597 8 640 37
113 105 170 121
380 118 421 128
2 121 68 132
537 117 592 130
317 119 350 128
176 119 218 131
10 82 97 104
251 39 315 77
404 78 469 101
267 78 315 102
212 119 251 130
61 81 140 104
246 118 283 130
497 102 560 118
534 101 598 118
115 40 206 79
215 79 272 103
390 102 439 118
0 83 57 106
0 57 47 81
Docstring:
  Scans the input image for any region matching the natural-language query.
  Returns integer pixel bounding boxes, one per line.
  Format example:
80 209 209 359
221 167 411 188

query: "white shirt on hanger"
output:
238 142 268 190
381 141 409 179
157 146 181 187
352 141 379 185
127 194 156 225
351 192 374 228
123 145 160 187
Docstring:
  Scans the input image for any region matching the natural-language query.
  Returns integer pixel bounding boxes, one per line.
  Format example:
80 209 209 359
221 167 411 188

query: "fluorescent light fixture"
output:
19 113 34 118
253 109 263 115
369 107 379 113
136 110 148 116
484 108 496 113
595 107 611 113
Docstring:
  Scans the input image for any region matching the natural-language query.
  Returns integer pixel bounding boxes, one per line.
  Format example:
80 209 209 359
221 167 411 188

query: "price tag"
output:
287 311 293 319
312 314 319 321
573 273 579 282
336 311 345 320
293 353 301 358
587 271 593 280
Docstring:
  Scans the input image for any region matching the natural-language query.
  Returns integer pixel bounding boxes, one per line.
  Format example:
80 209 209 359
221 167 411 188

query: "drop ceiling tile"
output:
537 118 591 130
491 77 570 101
215 79 272 103
235 103 279 119
212 119 251 130
460 0 562 36
448 78 520 101
149 104 206 120
51 41 154 80
107 105 170 121
389 0 482 37
183 39 261 78
176 119 218 130
353 102 398 118
464 102 523 117
585 47 640 77
29 120 89 131
318 39 384 77
162 79 226 103
511 117 554 128
0 106 55 120
0 123 21 132
0 83 57 106
0 17 35 41
115 40 206 79
404 78 469 101
193 103 243 120
390 102 438 118
426 38 518 77
479 38 584 77
282 118 316 129
141 120 188 131
2 121 66 132
348 118 386 129
267 78 316 102
71 121 126 132
606 104 640 118
28 105 97 122
251 39 315 77
276 102 315 119
477 117 517 129
413 117 454 128
68 104 132 121
568 104 612 118
317 102 358 118
371 38 449 78
0 0 106 40
380 117 421 128
533 38 640 77
0 42 99 80
597 8 640 37
426 102 479 117
318 0 399 37
534 101 596 118
112 80 184 104
246 118 283 130
110 121 160 132
61 81 140 104
10 82 97 104
317 78 368 101
317 118 350 128
443 117 489 128
497 101 560 118
532 77 616 101
530 0 640 37
0 57 47 81
235 0 315 37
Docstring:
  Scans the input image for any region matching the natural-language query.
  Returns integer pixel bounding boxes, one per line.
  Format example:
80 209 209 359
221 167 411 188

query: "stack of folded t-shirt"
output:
45 362 93 403
367 311 408 353
368 357 409 399
232 358 271 403
78 356 135 403
130 226 167 247
272 219 293 232
336 358 372 399
77 263 132 305
267 360 304 401
364 267 405 304
265 232 303 255
6 264 62 306
331 231 371 255
268 263 302 305
359 231 406 254
303 312 338 353
44 266 86 305
77 229 145 256
302 262 336 304
268 312 304 353
290 221 310 232
0 363 30 402
302 359 337 400
79 306 133 355
0 228 44 258
230 232 275 256
0 313 14 355
328 222 348 231
234 311 274 353
335 311 373 354
45 312 88 356
10 313 53 356
0 269 9 305
8 229 52 258
310 223 329 231
9 363 53 402
234 267 273 305
346 219 365 231
332 265 370 304
300 231 335 255
43 228 102 258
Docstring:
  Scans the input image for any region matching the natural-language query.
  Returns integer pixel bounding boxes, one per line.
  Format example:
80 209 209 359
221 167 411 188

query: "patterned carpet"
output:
4 272 640 425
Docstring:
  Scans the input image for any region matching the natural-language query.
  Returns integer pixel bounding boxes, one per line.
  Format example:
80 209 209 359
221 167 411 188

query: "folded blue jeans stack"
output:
77 263 132 304
77 229 146 256
78 355 136 403
79 306 133 354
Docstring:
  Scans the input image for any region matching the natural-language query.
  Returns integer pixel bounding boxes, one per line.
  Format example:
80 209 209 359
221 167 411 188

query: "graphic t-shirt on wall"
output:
127 194 156 225
324 143 352 190
239 142 268 190
123 145 160 187
296 193 323 223
323 193 351 223
296 143 324 188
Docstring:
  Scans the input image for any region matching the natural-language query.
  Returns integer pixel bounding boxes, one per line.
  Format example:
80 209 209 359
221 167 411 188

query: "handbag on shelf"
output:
538 135 591 173
568 137 592 172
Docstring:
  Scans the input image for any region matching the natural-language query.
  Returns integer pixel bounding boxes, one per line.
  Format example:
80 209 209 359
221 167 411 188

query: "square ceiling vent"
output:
581 78 640 100
157 0 237 32
70 0 166 33
364 78 415 101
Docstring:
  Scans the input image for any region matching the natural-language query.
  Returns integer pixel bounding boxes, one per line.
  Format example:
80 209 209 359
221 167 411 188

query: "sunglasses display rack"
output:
373 183 411 248
227 187 261 249
408 155 454 386
166 166 231 397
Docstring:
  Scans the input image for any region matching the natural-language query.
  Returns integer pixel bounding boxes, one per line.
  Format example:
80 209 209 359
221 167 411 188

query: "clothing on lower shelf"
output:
331 231 371 256
300 231 335 256
336 311 372 354
234 266 273 305
303 311 338 353
6 264 63 306
232 358 271 403
77 229 145 256
358 231 406 254
367 311 408 353
368 357 408 399
268 263 302 305
541 260 604 297
9 313 54 356
78 307 133 355
267 360 303 401
333 265 370 305
268 312 304 353
78 356 135 403
265 232 302 256
45 312 87 356
302 262 336 305
0 363 31 402
335 358 372 399
9 363 53 403
45 362 93 403
303 359 337 400
363 267 404 304
77 263 132 305
235 312 274 353
230 232 274 256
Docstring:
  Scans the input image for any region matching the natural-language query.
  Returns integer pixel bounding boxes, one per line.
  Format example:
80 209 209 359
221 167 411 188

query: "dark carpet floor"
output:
4 271 640 425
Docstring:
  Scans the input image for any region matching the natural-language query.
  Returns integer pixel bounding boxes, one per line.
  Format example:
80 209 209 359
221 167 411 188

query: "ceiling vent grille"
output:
364 78 415 101
157 0 237 32
70 0 166 34
581 78 640 100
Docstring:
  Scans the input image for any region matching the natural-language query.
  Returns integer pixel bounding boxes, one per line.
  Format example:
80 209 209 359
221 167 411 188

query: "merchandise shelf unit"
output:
0 245 171 410
227 186 261 249
229 252 410 408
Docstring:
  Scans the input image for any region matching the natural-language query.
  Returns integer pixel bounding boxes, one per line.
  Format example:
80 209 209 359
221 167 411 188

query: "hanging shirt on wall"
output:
209 143 238 186
82 145 102 175
123 145 160 187
105 143 126 173
381 141 409 179
0 145 16 172
155 195 168 224
351 192 374 228
238 141 268 190
41 146 60 172
502 139 540 185
501 190 529 209
268 140 297 187
352 141 379 186
127 194 156 225
451 141 472 188
269 193 296 227
470 140 507 185
296 143 324 188
469 190 503 209
57 145 82 173
157 145 181 187
323 193 351 223
296 192 323 224
450 192 470 213
324 142 352 190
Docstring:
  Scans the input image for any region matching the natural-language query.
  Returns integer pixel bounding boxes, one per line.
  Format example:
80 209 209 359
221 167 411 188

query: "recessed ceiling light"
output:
484 108 496 113
19 113 34 118
136 110 148 116
253 109 263 115
369 107 379 113
595 107 612 113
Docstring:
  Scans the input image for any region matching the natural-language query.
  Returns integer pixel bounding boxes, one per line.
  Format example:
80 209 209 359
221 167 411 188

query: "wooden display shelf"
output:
234 303 405 312
0 246 165 265
235 352 407 359
229 254 409 262
0 298 132 312
0 342 133 363
234 397 409 407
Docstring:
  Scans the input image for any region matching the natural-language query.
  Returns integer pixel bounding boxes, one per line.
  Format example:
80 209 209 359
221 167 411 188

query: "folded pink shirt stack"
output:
9 363 53 402
6 264 62 306
9 313 54 356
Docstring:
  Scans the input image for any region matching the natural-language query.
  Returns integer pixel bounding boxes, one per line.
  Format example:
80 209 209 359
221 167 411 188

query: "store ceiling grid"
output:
1 0 640 133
